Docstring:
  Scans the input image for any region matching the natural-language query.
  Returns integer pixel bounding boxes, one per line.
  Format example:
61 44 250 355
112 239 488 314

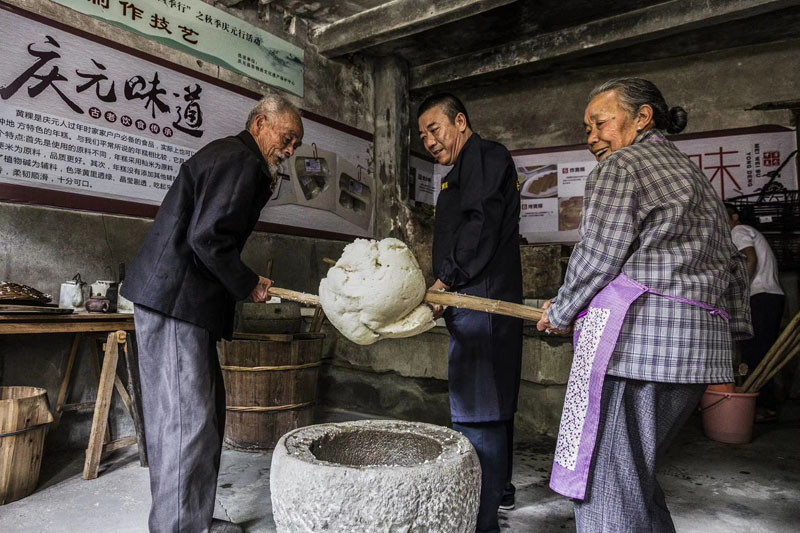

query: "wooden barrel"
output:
219 332 324 451
1 386 54 505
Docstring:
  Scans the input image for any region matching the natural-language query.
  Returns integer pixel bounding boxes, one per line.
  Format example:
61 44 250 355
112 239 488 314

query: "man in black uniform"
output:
417 94 523 533
121 93 303 533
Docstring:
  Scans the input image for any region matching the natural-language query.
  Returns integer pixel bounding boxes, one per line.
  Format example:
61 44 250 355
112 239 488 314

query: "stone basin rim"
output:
281 420 473 469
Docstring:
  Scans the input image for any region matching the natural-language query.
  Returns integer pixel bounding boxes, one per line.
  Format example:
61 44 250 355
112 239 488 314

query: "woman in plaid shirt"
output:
538 78 752 532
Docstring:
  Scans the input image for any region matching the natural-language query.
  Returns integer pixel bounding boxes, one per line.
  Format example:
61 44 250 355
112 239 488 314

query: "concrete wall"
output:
412 37 800 151
0 0 370 451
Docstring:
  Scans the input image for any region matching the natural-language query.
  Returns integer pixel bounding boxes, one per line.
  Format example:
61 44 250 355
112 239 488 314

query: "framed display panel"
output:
0 2 373 241
420 126 797 244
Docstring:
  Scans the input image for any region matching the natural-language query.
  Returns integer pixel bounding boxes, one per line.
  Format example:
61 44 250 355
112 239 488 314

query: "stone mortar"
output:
270 420 481 532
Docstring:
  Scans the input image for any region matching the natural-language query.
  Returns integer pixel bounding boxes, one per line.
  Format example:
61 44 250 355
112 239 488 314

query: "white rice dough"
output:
319 238 436 345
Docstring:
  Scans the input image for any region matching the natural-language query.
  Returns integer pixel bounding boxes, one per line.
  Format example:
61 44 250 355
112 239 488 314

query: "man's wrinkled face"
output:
251 111 303 175
583 90 641 162
418 106 468 166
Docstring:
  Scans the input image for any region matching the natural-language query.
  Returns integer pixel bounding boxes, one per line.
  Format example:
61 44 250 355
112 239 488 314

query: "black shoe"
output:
499 495 515 511
499 482 516 511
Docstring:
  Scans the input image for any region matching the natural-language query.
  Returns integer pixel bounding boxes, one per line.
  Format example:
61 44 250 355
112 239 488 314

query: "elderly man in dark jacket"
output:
121 93 303 533
418 93 523 533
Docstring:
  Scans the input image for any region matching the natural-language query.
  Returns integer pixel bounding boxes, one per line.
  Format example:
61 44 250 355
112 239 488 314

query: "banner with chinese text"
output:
0 6 373 237
51 0 304 96
422 127 797 243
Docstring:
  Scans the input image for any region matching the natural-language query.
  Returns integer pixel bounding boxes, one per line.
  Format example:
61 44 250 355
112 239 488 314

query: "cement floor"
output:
1 412 798 532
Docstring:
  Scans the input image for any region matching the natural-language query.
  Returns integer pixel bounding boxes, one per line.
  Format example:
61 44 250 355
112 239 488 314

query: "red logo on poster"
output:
763 151 781 166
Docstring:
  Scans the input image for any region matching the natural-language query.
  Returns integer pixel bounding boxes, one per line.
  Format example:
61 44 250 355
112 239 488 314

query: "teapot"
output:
59 273 86 310
90 279 118 312
85 296 111 313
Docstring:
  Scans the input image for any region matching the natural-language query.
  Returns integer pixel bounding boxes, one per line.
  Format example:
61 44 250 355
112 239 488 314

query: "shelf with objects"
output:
726 150 800 271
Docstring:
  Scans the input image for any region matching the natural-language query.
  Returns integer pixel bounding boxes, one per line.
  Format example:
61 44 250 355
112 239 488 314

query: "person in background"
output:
537 78 751 532
726 203 785 415
121 93 303 533
418 93 523 533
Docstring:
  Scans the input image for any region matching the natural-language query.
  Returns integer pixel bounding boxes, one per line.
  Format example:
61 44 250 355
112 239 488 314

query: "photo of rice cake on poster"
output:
517 164 558 198
288 144 338 211
335 158 372 229
558 196 583 231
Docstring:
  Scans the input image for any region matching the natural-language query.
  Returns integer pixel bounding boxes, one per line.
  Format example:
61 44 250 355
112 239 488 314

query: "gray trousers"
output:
134 305 226 533
575 376 705 533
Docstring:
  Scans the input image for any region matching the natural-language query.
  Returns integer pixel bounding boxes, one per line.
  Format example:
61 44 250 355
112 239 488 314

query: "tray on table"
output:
0 303 74 314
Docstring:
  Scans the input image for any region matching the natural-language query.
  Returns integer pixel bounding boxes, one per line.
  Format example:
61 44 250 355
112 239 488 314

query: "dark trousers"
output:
740 293 785 408
453 420 514 533
574 377 705 533
503 422 515 500
134 305 226 533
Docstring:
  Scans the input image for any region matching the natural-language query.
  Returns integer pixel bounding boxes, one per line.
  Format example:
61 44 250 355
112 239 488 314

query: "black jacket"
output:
122 131 272 340
433 133 522 303
434 133 524 422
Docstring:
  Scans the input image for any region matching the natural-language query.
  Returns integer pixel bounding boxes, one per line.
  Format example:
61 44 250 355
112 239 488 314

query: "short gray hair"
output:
245 93 301 129
589 78 687 134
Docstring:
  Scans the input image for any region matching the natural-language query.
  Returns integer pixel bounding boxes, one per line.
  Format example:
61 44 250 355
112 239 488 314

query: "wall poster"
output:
51 0 304 96
409 153 437 207
0 3 373 238
510 127 797 243
415 128 798 244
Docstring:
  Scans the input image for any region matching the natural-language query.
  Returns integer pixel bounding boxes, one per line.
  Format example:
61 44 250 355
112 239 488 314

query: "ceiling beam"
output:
411 0 800 90
313 0 516 58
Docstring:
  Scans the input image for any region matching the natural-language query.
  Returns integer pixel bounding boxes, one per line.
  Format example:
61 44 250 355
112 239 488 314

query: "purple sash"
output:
549 273 728 500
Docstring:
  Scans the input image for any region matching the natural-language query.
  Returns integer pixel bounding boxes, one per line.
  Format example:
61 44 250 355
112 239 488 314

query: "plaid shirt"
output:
548 129 752 384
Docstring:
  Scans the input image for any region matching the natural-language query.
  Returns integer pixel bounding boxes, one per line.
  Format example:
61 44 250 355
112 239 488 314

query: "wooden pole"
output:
424 291 543 321
267 287 320 306
750 343 800 393
53 333 82 426
83 331 122 479
742 325 798 391
267 287 543 322
745 316 800 393
741 312 800 391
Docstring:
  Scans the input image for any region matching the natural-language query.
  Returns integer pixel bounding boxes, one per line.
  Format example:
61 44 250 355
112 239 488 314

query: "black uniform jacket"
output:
433 133 522 302
434 133 524 422
121 131 272 340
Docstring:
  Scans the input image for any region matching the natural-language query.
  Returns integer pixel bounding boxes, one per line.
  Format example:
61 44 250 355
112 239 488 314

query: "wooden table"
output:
0 312 147 479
